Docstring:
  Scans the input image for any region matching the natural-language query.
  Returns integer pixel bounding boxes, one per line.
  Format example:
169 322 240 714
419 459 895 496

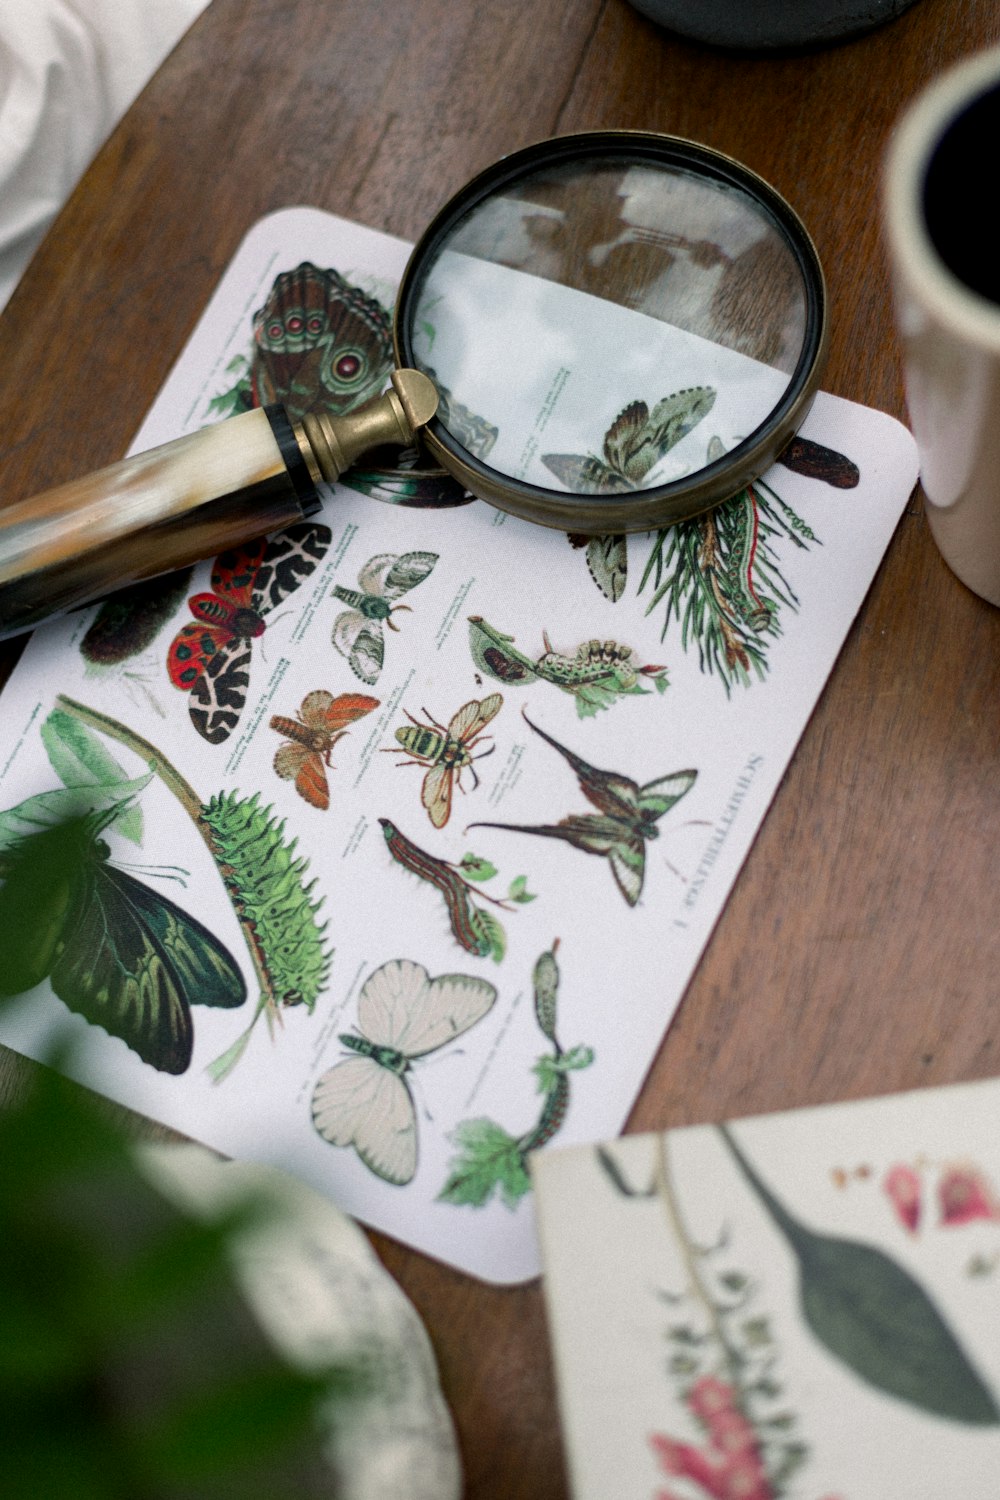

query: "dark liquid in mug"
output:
923 83 1000 301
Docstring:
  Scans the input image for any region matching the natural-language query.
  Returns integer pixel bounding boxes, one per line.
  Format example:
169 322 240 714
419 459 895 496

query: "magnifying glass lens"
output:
395 135 826 531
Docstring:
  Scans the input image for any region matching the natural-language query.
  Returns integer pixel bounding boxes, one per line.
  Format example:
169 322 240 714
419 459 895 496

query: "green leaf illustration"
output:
0 780 151 858
41 710 145 843
459 852 497 883
507 874 537 904
532 1046 594 1093
720 1124 1000 1425
472 906 506 964
438 1119 530 1208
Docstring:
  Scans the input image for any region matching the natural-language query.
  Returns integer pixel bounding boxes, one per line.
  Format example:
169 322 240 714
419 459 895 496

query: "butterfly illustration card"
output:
532 1076 1000 1499
0 206 917 1284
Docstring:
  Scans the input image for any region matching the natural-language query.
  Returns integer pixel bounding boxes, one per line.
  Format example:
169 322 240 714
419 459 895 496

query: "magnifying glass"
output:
0 130 826 640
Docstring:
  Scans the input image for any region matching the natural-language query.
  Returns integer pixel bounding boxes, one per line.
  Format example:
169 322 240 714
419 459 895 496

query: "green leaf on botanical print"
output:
771 1442 809 1487
654 673 670 696
472 905 506 964
438 1118 530 1208
459 852 497 883
742 1316 773 1347
720 1125 1000 1425
573 682 626 718
667 1325 703 1346
507 874 537 904
533 1046 594 1094
0 779 151 858
41 709 145 843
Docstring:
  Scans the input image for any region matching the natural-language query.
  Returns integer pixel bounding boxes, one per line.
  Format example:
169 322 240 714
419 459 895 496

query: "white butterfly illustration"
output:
310 958 497 1184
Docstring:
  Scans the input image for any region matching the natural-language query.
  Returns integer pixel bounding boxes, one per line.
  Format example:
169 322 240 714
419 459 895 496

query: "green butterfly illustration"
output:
469 712 697 906
542 386 716 493
0 809 246 1074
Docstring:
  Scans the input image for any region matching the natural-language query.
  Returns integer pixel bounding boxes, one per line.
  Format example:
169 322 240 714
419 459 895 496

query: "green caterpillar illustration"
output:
200 791 330 1009
469 616 668 718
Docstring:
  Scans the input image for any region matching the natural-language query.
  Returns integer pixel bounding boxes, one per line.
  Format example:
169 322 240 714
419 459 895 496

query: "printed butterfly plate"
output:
168 522 331 744
311 958 497 1184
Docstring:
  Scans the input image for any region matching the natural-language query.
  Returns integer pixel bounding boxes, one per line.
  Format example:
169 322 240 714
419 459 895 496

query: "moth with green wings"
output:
468 712 697 907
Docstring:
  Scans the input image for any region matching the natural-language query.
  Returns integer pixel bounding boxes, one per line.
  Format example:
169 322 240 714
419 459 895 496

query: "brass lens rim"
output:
393 129 827 533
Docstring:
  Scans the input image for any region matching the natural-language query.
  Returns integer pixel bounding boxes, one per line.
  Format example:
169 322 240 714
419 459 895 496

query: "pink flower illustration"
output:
650 1377 773 1500
939 1165 1000 1226
882 1163 921 1233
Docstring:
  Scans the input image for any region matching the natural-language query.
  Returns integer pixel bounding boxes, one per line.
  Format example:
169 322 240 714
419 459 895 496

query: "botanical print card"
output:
0 208 917 1283
532 1077 1000 1499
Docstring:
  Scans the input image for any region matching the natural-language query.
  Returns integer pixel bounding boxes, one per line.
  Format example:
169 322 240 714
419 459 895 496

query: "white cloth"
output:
0 0 210 310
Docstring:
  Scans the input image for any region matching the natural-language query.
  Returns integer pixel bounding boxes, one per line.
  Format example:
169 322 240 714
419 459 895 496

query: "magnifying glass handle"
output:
0 370 438 643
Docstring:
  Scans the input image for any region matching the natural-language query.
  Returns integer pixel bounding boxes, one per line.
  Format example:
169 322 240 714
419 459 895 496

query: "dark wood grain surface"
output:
3 3 1000 1495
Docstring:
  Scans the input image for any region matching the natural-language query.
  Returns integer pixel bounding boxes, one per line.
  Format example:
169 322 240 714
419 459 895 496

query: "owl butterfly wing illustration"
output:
170 522 331 744
567 533 628 603
271 689 379 809
81 569 194 666
777 434 860 488
0 814 246 1074
311 959 497 1184
250 262 393 422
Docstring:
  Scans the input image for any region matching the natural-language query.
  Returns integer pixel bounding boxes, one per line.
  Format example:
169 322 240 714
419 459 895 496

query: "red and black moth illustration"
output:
167 522 331 744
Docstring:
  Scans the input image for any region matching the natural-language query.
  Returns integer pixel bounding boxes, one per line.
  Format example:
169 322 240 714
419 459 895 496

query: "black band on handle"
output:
265 404 322 516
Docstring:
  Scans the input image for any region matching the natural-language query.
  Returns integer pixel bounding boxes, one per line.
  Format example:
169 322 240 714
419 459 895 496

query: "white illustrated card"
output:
532 1077 1000 1500
0 207 917 1283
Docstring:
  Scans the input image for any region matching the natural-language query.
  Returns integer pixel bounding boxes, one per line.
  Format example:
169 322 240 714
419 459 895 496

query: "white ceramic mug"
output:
884 46 1000 605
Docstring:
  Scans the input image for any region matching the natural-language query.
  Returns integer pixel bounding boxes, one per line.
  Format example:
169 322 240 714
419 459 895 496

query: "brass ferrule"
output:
296 368 439 484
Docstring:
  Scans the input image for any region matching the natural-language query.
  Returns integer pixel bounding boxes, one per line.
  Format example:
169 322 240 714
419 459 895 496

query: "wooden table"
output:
3 2 1000 1494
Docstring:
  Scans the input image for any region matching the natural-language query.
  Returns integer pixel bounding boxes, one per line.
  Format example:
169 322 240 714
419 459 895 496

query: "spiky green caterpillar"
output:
200 790 330 1010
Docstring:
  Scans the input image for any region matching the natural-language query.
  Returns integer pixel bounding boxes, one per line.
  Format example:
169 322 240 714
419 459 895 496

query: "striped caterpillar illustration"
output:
438 939 595 1209
724 485 772 632
378 817 501 959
